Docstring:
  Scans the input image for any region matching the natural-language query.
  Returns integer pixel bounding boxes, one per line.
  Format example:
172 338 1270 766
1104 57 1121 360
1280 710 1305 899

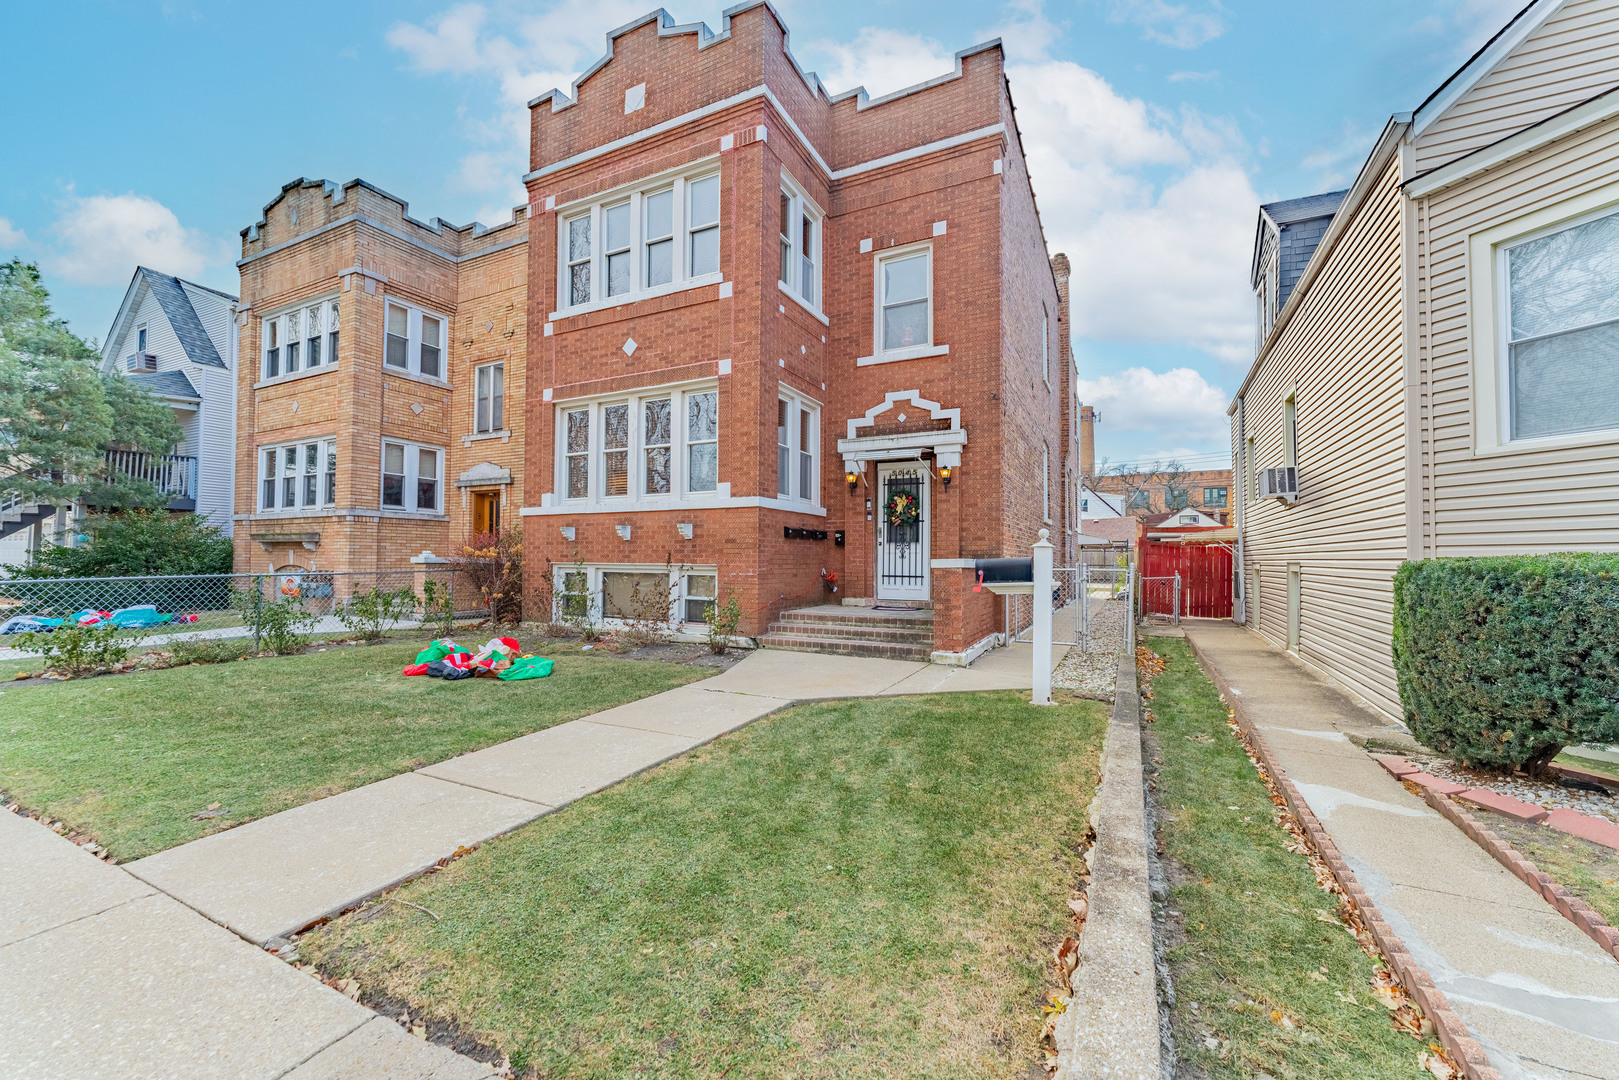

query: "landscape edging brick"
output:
1411 782 1619 962
1181 633 1505 1080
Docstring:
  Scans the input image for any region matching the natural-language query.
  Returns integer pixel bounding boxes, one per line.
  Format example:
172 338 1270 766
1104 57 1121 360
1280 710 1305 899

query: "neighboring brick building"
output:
520 5 1075 662
1077 406 1231 523
231 179 529 574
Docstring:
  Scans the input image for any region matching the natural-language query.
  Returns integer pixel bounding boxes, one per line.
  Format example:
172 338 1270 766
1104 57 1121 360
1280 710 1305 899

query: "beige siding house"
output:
1234 0 1619 719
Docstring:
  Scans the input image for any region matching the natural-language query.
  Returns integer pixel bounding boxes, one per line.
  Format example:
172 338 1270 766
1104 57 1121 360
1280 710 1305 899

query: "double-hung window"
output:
262 298 338 381
1203 486 1228 509
877 246 933 356
1041 306 1050 385
557 384 720 504
258 438 336 511
555 163 723 313
475 362 505 434
681 572 716 624
1501 208 1619 441
383 301 447 380
776 390 820 505
777 177 822 310
381 440 442 513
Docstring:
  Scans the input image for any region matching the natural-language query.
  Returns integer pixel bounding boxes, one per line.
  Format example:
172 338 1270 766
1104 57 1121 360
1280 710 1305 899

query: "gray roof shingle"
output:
138 268 229 369
125 369 202 401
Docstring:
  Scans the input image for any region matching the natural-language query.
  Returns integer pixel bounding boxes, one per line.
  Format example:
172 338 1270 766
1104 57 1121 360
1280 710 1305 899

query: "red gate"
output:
1137 527 1233 619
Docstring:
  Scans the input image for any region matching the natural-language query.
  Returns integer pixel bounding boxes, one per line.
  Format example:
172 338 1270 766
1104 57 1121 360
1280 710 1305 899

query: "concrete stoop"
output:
758 605 934 661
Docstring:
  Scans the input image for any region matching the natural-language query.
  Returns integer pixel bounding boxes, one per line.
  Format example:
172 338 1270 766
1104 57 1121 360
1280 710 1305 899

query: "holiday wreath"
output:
885 490 920 527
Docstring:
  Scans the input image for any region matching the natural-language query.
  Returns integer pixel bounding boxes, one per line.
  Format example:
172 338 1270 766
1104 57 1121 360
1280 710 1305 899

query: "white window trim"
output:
1282 393 1297 469
474 361 505 435
257 437 337 513
382 300 448 381
1042 442 1051 524
776 172 823 315
1041 305 1051 389
553 380 722 509
776 390 821 506
552 563 721 631
260 296 339 384
552 158 724 318
859 240 945 366
380 439 446 515
1471 183 1619 454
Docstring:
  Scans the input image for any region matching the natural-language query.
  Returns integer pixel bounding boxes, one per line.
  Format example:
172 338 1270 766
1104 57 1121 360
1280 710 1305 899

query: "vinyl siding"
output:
1237 158 1408 719
1415 109 1619 557
1415 0 1619 171
182 283 239 534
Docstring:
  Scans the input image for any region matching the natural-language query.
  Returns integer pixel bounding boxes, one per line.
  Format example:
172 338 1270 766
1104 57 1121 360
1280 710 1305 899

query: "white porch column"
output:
1033 527 1054 706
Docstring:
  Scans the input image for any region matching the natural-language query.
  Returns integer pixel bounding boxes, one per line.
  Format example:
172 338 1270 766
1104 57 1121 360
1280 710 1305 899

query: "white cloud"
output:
1074 366 1231 445
0 218 28 252
812 27 957 100
1105 0 1225 49
1299 120 1375 189
45 193 227 286
1167 69 1218 83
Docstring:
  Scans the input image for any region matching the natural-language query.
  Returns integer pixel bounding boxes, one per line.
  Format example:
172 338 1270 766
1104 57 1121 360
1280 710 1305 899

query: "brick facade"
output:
229 3 1076 663
231 179 529 574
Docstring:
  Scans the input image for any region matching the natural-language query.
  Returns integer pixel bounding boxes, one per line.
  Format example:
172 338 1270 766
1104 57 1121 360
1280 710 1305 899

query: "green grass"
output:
1146 638 1427 1080
300 691 1107 1079
1484 816 1619 928
0 640 703 860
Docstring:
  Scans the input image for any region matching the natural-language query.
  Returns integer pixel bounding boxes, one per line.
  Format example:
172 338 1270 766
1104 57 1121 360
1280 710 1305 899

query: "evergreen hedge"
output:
1392 553 1619 771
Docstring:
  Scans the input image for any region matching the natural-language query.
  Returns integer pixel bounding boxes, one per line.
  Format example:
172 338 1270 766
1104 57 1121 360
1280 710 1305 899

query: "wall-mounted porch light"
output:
846 468 859 494
939 464 953 489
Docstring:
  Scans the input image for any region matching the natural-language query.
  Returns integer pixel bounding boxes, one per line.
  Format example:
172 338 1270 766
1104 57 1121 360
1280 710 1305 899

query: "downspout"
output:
1234 395 1246 624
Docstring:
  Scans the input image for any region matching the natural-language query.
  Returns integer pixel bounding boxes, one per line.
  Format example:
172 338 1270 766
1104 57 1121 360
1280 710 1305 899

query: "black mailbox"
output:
973 557 1034 584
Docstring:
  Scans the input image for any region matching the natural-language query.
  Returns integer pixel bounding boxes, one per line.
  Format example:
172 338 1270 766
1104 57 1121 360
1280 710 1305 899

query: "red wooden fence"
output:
1138 533 1233 619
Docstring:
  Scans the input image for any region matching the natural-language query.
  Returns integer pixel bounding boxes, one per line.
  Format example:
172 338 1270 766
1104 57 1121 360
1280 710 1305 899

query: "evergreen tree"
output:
0 259 180 510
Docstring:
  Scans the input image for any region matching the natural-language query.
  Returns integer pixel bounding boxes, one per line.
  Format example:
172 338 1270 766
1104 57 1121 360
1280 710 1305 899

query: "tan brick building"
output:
520 6 1075 662
229 4 1077 663
231 180 529 574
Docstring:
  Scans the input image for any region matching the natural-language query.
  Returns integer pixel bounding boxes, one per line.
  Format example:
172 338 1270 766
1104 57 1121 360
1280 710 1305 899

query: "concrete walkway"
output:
6 641 1067 1079
1182 623 1619 1080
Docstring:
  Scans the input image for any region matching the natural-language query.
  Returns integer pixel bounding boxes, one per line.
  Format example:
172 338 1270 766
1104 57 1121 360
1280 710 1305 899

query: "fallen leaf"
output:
1067 897 1088 922
1054 937 1079 979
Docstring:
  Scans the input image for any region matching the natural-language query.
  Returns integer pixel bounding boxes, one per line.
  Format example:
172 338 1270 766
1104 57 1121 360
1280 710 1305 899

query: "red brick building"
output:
520 5 1076 662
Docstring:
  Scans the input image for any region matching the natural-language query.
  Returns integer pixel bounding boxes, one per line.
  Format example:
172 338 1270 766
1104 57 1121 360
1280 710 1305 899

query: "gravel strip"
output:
1406 752 1618 825
1053 599 1129 698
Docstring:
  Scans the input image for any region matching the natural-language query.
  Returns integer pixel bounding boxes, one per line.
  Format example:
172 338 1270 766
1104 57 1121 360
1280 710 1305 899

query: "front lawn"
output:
0 640 703 860
300 691 1107 1079
1145 639 1428 1079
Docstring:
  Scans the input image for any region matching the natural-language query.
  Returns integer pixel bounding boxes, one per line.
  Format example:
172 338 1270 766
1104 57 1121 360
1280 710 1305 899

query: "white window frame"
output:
776 173 823 314
860 241 948 366
380 439 445 515
777 389 819 505
257 437 336 512
383 300 447 382
1041 305 1051 387
1042 442 1051 523
1283 393 1297 469
552 159 723 318
553 381 722 508
474 362 505 435
260 297 339 383
550 564 719 628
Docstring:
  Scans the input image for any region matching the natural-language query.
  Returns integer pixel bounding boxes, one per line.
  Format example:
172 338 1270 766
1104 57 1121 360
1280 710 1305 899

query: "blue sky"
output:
0 0 1524 470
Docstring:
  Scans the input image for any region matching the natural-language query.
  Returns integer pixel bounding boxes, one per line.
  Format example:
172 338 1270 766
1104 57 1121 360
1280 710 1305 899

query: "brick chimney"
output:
1080 404 1096 480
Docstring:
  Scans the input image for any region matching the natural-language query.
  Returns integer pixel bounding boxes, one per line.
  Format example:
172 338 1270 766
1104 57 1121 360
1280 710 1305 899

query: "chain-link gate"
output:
1139 572 1182 625
1009 562 1136 652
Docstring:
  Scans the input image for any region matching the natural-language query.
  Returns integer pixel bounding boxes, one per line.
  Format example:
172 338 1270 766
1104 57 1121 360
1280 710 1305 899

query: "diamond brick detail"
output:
622 337 637 356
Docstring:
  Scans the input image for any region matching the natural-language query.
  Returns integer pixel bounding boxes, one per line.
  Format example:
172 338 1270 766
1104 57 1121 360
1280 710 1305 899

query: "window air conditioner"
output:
127 352 158 372
1258 466 1298 503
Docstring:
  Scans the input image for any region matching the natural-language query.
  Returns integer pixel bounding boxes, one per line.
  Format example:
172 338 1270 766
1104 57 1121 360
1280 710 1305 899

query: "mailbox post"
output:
1032 528 1054 706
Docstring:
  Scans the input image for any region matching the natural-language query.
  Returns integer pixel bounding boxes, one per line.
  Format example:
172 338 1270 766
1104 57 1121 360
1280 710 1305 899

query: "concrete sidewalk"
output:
127 641 1064 946
0 808 496 1080
1182 623 1619 1080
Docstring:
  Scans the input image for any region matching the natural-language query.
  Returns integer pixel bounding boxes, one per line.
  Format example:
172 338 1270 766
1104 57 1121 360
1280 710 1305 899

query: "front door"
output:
472 490 501 535
876 462 930 601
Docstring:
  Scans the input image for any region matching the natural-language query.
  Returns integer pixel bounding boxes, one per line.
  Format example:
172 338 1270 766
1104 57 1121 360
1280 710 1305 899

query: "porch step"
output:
760 604 935 661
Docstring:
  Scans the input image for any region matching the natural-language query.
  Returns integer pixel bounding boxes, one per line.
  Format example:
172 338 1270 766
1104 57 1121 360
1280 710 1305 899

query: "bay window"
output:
554 162 722 314
262 297 338 381
383 300 448 380
257 438 336 511
557 384 720 505
777 177 822 311
381 440 442 513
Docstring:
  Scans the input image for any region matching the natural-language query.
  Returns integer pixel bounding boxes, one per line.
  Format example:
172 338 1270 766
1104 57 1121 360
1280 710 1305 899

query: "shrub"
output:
17 622 131 676
704 593 744 655
168 637 251 666
236 588 316 655
451 529 523 624
1392 553 1619 772
5 510 233 579
337 586 416 642
419 579 456 639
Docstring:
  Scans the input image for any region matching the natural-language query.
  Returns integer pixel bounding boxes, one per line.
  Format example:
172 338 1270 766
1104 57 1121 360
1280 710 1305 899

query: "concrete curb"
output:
1409 783 1619 961
1055 655 1163 1080
1182 635 1504 1080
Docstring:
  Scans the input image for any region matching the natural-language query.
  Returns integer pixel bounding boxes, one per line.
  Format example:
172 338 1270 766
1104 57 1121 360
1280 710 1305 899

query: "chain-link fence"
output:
1139 573 1181 625
1006 562 1135 652
0 568 489 653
